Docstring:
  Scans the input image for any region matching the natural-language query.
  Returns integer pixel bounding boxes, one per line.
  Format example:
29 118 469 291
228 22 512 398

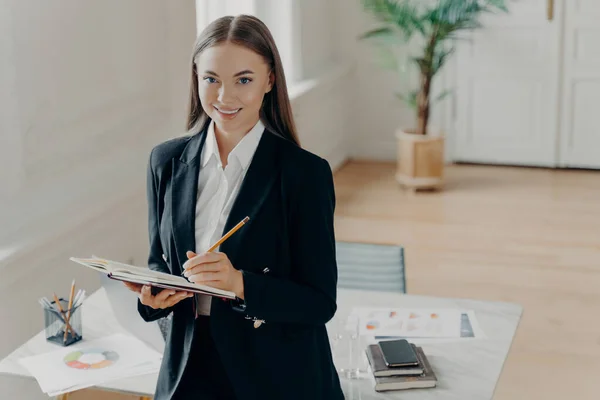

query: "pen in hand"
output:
181 216 249 277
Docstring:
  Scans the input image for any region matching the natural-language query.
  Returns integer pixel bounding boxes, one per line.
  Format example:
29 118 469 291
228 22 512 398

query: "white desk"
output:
0 288 522 400
336 290 522 399
0 289 157 400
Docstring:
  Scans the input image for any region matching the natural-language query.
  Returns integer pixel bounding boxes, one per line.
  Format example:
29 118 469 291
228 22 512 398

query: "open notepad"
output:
69 257 236 300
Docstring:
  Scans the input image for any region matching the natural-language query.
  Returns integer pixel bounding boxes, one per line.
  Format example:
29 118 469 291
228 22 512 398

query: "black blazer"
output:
137 125 344 400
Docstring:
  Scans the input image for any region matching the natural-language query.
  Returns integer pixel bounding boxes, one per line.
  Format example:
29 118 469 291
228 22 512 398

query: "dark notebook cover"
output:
365 343 423 377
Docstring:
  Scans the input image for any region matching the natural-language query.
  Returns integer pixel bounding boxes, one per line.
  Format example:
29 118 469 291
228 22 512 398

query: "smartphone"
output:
377 339 419 368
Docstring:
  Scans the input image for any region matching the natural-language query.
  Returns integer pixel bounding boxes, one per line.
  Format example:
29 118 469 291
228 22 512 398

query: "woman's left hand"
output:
183 251 244 299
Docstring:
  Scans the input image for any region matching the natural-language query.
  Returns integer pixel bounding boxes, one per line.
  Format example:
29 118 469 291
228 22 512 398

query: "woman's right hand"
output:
123 282 194 310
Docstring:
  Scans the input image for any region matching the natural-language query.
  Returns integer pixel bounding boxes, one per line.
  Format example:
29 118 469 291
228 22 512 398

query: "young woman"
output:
123 14 344 400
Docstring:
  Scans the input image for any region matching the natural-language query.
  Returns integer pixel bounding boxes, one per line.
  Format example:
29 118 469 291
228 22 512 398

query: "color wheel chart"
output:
63 349 120 370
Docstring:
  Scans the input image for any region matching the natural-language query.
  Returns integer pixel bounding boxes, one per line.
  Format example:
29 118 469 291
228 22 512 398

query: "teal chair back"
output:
335 241 406 293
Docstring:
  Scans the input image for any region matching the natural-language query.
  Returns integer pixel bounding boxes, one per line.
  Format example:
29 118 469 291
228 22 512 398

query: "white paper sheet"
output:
18 333 162 395
352 307 464 338
46 361 160 396
349 307 487 343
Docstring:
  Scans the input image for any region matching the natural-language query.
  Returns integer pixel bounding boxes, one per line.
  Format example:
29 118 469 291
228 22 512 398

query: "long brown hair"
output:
186 15 300 147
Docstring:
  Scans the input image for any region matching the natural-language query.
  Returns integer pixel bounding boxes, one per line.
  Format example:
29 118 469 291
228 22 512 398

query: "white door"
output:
558 0 600 168
453 0 563 167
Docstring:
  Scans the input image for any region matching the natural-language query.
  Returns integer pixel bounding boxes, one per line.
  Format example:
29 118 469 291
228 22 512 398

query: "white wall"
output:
288 0 351 171
296 0 337 79
330 0 451 161
0 1 22 197
290 64 353 171
0 1 197 398
285 0 400 163
0 0 196 255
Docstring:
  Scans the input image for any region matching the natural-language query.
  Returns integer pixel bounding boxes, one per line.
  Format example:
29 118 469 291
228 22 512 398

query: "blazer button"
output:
162 254 168 262
254 320 263 328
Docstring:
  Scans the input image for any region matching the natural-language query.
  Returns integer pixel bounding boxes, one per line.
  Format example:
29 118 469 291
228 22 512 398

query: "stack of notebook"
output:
365 339 437 392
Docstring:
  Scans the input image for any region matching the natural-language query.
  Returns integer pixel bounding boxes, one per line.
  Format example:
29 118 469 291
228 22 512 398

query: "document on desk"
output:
18 333 162 396
353 307 479 338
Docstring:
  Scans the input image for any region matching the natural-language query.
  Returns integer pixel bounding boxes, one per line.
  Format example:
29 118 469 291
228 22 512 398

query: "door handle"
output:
547 0 554 21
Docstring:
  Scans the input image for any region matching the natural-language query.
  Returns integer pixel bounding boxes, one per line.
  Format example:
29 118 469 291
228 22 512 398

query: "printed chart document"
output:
18 334 162 396
70 256 236 300
352 307 476 338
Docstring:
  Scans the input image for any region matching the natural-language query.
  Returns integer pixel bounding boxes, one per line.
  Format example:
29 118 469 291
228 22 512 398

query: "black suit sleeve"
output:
240 157 337 325
137 148 174 322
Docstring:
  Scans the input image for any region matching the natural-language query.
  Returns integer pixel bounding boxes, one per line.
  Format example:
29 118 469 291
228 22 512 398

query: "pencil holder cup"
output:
44 298 83 346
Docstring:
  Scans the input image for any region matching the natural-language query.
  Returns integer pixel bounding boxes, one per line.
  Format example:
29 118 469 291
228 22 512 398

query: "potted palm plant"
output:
360 0 508 190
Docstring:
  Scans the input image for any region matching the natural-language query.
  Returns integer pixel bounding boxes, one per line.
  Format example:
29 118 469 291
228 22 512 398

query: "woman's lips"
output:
214 106 241 120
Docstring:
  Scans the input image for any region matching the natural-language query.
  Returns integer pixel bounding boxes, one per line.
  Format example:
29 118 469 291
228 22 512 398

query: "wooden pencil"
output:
63 280 76 342
207 216 250 252
52 293 76 344
181 216 250 276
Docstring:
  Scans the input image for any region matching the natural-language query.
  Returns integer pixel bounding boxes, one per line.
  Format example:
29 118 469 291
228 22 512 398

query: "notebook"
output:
369 346 437 392
70 256 236 300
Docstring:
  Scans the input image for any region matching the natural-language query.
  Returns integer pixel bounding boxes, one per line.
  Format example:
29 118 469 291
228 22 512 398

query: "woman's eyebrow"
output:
234 69 254 77
203 69 255 78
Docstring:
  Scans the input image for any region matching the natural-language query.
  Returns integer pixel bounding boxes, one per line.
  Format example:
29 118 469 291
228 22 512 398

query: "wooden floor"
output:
334 161 600 400
75 161 600 399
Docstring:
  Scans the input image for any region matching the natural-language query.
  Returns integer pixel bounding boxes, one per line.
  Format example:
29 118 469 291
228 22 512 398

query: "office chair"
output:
335 241 406 293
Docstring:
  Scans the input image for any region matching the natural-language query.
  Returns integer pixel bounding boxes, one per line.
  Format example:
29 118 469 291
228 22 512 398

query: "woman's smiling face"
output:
195 42 273 133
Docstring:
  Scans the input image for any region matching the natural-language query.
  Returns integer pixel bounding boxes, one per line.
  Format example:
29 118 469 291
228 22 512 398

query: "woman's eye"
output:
238 77 252 84
203 77 217 84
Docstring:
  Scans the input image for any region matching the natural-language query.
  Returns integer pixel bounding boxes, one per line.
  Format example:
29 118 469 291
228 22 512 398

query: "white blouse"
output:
193 118 265 315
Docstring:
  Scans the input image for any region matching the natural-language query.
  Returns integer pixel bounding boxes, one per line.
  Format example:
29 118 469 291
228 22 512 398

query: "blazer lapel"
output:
219 131 280 268
171 130 207 273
